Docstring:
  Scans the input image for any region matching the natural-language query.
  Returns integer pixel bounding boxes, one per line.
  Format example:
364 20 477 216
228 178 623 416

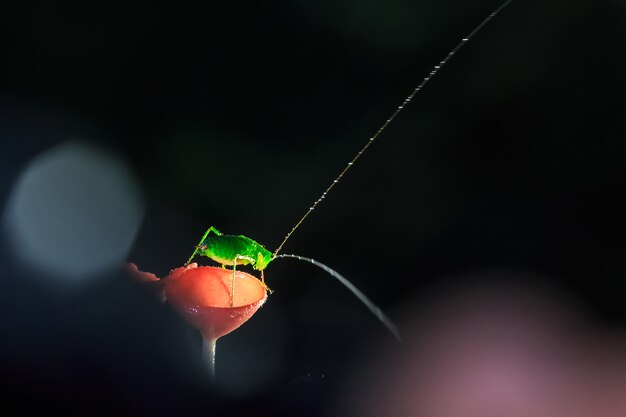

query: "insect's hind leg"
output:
205 226 223 237
185 226 223 265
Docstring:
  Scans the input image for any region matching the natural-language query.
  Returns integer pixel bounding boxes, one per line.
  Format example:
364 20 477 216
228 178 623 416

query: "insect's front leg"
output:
258 269 273 294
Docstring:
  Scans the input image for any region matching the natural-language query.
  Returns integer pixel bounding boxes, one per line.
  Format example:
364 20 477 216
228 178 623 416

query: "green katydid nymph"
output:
185 226 274 295
183 0 514 342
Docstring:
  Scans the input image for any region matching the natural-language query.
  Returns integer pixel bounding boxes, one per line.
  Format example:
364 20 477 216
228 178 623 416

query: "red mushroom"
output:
126 262 267 377
163 264 267 340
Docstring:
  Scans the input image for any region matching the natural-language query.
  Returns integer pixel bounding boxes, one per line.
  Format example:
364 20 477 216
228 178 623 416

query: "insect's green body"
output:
185 227 274 304
199 234 273 271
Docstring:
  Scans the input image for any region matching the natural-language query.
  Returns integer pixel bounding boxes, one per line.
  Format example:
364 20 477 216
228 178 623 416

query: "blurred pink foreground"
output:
346 284 626 417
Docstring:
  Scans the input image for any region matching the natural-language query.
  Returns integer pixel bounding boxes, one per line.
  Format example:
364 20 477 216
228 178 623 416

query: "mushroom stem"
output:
203 337 217 380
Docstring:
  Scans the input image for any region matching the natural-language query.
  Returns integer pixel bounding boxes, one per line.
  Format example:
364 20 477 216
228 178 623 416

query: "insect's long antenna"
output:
273 0 514 257
276 254 402 341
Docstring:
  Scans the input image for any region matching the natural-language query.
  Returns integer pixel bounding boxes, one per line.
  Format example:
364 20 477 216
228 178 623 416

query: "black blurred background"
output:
1 0 626 415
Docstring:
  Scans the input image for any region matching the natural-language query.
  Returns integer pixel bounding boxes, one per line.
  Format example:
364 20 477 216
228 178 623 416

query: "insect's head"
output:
254 248 274 271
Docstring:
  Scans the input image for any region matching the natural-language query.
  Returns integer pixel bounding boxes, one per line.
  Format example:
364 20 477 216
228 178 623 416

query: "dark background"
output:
1 0 626 415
